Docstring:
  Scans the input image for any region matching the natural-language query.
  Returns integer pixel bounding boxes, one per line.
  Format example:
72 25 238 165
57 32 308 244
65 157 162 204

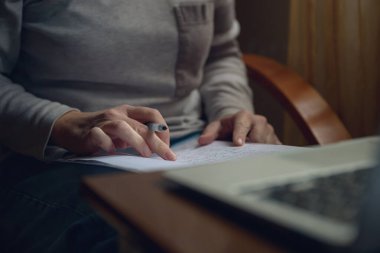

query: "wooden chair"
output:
243 54 351 145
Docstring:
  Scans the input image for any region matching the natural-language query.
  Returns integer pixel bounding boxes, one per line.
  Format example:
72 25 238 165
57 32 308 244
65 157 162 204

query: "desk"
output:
81 171 286 253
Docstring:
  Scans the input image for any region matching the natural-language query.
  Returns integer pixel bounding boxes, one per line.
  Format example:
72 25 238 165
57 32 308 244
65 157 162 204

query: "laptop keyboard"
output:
260 167 374 224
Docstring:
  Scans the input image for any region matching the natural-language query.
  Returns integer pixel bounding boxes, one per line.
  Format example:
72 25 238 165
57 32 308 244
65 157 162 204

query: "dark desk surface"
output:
82 171 286 253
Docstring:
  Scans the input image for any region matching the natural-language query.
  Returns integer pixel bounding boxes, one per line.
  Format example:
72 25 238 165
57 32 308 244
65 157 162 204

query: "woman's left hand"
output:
198 110 281 146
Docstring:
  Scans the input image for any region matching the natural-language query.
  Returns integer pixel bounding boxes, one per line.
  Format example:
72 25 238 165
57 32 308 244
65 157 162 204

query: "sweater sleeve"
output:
0 0 74 160
199 0 254 122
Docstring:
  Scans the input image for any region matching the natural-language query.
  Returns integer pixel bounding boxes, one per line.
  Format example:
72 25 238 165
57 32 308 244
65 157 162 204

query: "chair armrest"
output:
243 54 351 145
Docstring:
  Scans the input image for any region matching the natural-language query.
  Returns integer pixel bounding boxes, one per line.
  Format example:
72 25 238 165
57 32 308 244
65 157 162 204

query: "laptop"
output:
164 136 380 252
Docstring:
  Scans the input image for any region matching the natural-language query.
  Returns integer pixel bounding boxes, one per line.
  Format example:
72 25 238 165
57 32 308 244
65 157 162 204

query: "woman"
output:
0 0 280 252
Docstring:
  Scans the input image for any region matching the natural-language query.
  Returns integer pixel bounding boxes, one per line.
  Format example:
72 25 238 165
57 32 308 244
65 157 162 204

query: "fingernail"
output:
164 151 177 161
237 138 243 146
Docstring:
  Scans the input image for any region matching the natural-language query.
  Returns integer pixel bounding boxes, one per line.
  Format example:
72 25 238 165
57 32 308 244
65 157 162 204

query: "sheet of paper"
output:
64 137 304 172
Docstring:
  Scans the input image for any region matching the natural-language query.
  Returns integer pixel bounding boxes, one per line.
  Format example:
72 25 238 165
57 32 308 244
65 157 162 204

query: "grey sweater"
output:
0 0 253 160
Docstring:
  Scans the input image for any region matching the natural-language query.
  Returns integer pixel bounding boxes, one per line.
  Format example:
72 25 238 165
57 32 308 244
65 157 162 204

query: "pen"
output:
145 122 168 132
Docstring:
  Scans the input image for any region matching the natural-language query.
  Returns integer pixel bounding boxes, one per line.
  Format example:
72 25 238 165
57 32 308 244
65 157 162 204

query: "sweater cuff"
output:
33 104 78 160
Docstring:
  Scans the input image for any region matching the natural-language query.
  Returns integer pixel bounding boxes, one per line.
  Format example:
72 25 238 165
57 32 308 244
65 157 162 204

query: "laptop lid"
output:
353 155 380 252
164 136 380 252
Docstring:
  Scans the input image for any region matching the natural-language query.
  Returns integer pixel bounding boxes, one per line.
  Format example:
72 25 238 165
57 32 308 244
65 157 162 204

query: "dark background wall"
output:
236 0 290 63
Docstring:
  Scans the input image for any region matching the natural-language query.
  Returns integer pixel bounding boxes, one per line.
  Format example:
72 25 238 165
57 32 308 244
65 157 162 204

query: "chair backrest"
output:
243 54 352 145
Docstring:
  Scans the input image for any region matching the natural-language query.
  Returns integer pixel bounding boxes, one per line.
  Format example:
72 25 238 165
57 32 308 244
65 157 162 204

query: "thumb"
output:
198 121 220 146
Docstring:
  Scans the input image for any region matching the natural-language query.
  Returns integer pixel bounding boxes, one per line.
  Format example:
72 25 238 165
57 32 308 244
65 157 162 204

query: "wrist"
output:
50 109 81 145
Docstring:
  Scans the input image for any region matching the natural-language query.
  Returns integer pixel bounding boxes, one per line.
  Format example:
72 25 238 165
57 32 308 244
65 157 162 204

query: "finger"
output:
249 123 280 144
265 130 282 145
145 132 176 161
126 106 170 145
112 138 129 149
248 116 269 143
101 120 152 157
198 121 221 146
232 113 252 146
271 136 282 145
262 125 282 145
248 127 267 143
84 127 115 154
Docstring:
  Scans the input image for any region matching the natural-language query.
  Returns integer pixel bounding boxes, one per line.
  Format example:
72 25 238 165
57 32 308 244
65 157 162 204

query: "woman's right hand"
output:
50 104 176 160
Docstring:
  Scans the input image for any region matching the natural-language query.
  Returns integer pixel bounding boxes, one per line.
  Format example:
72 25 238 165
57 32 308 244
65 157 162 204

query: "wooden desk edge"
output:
81 172 167 252
81 171 285 253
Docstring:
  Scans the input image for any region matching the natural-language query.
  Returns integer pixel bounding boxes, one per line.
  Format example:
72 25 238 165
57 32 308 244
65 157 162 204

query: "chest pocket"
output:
174 2 214 97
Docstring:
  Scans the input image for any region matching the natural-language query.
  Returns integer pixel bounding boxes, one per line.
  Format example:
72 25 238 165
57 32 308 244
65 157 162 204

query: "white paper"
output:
63 137 304 172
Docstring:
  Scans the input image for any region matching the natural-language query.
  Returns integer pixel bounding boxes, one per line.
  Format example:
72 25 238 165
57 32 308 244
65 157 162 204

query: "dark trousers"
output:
0 154 121 253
